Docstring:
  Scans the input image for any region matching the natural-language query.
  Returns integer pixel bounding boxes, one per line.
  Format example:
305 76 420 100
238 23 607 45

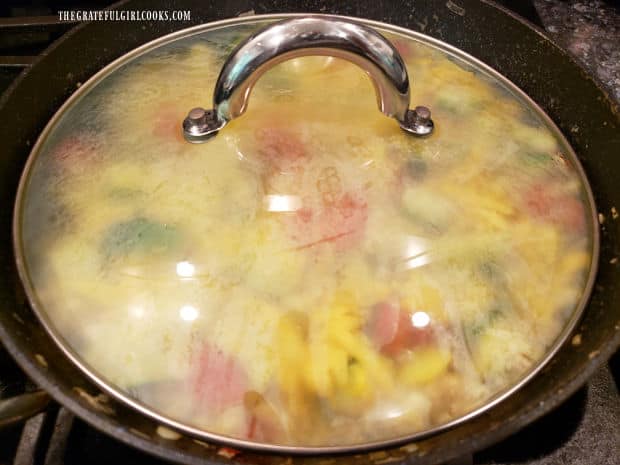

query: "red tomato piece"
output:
554 196 586 233
368 302 433 357
392 38 413 58
297 206 313 224
291 191 368 251
255 126 306 172
50 135 100 170
152 103 185 143
523 184 553 217
367 301 400 349
191 343 248 413
523 183 586 233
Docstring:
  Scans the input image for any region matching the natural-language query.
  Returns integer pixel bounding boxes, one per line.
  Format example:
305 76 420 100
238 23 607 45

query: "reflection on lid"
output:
128 305 146 320
176 261 195 278
401 235 431 270
383 407 406 420
179 305 199 322
411 311 431 328
263 194 302 212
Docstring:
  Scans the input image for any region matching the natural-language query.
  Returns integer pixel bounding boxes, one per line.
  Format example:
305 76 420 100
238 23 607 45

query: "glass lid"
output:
14 15 597 451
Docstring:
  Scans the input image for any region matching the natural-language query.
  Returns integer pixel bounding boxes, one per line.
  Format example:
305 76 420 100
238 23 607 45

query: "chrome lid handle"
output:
183 16 434 143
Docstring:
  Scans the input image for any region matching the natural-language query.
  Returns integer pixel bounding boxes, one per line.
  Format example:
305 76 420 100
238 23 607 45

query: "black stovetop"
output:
1 1 619 464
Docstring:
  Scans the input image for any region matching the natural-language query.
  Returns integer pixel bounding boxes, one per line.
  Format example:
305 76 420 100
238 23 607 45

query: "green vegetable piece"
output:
479 260 505 285
523 150 551 167
106 187 144 201
401 186 454 234
435 87 482 115
465 307 503 340
405 158 428 181
101 217 178 259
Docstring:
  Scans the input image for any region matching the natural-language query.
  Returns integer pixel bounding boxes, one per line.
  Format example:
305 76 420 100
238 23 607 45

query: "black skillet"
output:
0 1 618 464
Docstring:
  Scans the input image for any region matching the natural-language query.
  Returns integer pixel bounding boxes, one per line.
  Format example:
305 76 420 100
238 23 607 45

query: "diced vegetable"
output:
513 125 557 154
50 134 101 176
522 151 552 168
401 186 455 233
463 307 503 343
435 84 483 115
327 360 374 415
391 38 414 58
191 343 248 413
255 126 306 171
367 302 400 350
398 348 451 385
100 217 178 259
368 302 434 357
522 183 586 233
472 328 535 383
400 281 448 325
152 103 185 143
291 191 369 251
404 158 428 181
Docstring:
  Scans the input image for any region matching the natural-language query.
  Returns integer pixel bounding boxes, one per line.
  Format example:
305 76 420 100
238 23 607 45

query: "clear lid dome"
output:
15 16 596 450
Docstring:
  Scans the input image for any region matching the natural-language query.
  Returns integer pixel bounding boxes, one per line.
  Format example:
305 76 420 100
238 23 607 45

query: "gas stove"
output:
1 1 618 464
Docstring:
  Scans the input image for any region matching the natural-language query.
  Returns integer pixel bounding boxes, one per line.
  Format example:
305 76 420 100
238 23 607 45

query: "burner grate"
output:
11 408 72 465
